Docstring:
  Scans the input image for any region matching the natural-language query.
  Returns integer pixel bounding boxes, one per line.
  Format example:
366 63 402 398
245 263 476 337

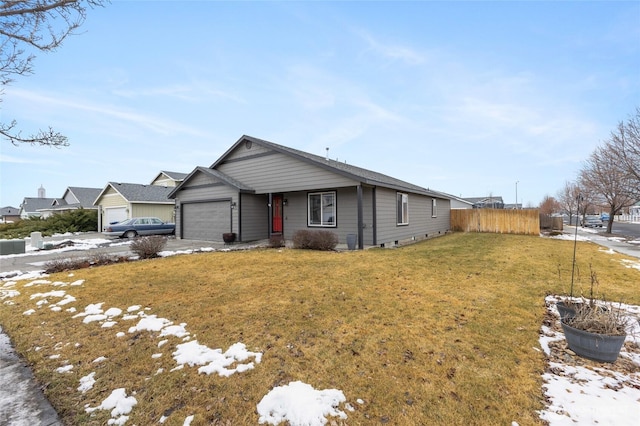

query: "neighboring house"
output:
0 206 21 223
464 196 505 209
169 135 451 248
94 183 175 231
19 197 57 219
37 187 102 217
448 195 474 209
150 171 188 187
630 202 640 221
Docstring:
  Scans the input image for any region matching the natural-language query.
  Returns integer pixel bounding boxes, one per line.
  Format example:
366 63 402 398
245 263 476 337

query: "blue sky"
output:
1 1 638 209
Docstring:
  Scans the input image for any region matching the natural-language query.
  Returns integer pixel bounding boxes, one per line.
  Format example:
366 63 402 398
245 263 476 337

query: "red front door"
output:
272 195 283 233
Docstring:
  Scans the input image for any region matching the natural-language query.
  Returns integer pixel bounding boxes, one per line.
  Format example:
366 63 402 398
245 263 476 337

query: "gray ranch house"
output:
169 136 451 249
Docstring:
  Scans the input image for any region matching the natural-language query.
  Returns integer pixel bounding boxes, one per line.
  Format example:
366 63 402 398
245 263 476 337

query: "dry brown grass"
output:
1 232 639 425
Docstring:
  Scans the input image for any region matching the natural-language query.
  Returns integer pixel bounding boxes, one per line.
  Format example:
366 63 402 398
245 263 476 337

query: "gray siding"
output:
240 193 269 241
278 187 375 246
218 151 356 193
376 187 450 246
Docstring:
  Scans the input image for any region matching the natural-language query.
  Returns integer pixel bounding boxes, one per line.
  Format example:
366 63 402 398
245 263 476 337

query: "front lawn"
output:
1 232 638 425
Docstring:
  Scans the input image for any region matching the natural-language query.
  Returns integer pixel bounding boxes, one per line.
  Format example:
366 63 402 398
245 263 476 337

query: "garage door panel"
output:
104 207 127 231
182 202 231 241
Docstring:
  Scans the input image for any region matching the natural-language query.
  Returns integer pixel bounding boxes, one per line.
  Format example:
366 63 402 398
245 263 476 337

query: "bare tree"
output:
539 195 560 216
610 107 640 199
579 140 636 233
1 0 106 147
557 181 581 225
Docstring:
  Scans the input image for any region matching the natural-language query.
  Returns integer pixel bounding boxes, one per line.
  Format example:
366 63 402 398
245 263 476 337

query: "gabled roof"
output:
150 170 188 184
464 196 504 204
211 135 444 197
20 197 57 213
94 183 174 205
66 187 102 207
1 206 20 216
168 166 255 199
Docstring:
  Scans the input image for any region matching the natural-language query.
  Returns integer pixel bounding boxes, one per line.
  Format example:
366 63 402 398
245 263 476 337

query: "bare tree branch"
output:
1 0 106 147
579 138 637 232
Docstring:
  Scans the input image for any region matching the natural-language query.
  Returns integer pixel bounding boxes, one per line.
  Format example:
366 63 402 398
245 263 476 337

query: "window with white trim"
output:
397 192 409 225
308 191 336 227
432 198 437 217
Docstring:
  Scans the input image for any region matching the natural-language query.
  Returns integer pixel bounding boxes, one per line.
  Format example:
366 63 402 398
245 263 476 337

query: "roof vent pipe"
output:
326 147 329 161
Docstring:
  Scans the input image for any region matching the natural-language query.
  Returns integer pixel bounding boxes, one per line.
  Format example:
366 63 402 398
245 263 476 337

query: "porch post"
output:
267 193 273 237
357 184 364 249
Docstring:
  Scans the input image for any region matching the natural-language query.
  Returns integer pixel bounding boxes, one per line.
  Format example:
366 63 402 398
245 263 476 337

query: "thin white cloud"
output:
0 153 53 165
112 82 246 105
5 88 208 138
354 29 426 65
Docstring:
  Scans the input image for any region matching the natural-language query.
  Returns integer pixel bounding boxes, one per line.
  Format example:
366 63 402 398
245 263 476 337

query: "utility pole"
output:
515 181 519 209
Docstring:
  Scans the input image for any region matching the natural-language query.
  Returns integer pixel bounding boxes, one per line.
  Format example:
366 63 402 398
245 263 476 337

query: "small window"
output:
308 191 336 227
432 199 437 218
397 193 409 225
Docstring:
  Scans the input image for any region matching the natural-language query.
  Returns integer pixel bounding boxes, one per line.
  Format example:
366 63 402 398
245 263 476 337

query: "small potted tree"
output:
560 270 629 363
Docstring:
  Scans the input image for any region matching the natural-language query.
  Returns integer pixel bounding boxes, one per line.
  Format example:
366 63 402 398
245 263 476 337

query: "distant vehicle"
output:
103 217 175 238
581 215 603 228
600 213 610 221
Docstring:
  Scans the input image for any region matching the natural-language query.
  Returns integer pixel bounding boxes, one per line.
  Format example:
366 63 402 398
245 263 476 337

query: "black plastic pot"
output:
222 233 236 243
560 320 626 363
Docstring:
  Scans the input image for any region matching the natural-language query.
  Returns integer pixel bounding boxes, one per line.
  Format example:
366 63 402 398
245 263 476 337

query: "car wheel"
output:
124 230 137 239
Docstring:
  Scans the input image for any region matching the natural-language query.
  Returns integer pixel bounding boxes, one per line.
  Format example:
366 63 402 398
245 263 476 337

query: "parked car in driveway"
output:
581 215 603 228
103 217 175 238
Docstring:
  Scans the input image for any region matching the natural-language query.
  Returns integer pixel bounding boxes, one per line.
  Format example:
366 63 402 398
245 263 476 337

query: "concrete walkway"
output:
0 326 62 426
568 225 640 259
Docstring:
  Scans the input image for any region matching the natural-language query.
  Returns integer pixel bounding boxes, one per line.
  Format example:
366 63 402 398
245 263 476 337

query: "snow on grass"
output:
172 340 261 377
85 388 137 425
257 381 348 426
539 295 640 424
6 267 640 425
621 259 640 271
78 372 96 393
548 233 590 242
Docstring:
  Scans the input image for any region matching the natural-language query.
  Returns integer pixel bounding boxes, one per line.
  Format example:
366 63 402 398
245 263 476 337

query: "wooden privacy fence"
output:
450 209 540 236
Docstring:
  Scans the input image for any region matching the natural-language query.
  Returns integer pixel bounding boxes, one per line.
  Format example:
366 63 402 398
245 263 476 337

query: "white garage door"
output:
182 201 231 241
104 207 128 230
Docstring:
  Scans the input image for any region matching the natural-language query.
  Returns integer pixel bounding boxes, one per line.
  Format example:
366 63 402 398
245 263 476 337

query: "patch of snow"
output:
78 372 96 393
128 315 172 333
257 381 348 426
172 341 262 377
56 365 73 373
85 388 137 425
105 307 123 317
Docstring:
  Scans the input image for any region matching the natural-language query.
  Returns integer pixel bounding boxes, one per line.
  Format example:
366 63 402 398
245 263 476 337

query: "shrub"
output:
292 230 338 251
44 252 128 273
0 209 98 239
269 235 285 248
129 235 167 259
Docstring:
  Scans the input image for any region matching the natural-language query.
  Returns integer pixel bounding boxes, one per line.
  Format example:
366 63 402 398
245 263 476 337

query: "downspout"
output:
357 184 364 249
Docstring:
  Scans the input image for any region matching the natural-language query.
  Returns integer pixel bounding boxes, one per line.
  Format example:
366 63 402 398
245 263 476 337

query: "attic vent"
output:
245 140 252 149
